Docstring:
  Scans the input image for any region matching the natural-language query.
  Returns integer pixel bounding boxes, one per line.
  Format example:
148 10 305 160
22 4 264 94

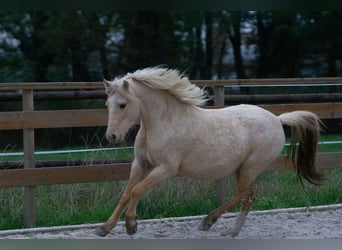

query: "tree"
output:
42 11 117 81
0 12 37 82
117 11 181 73
224 11 247 79
172 11 204 78
214 11 250 79
254 11 303 78
204 12 214 79
300 11 342 77
0 11 119 82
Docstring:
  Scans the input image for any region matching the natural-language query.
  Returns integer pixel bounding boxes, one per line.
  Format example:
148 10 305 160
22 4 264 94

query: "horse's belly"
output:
179 165 240 180
178 150 244 180
177 129 250 180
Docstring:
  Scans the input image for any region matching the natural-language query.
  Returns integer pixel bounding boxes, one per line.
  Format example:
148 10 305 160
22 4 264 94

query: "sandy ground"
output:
1 204 342 239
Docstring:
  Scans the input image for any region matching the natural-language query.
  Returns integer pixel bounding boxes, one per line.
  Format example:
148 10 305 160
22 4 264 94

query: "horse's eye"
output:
119 103 127 109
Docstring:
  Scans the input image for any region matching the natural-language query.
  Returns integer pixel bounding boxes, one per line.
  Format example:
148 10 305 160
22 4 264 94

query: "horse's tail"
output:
278 111 323 186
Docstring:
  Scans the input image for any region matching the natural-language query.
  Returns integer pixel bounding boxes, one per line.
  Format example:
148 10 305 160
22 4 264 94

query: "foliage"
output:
1 11 341 83
0 11 341 155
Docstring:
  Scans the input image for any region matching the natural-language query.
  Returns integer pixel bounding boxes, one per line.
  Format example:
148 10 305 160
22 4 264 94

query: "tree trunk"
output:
228 12 247 79
193 23 205 79
204 12 213 79
256 12 268 78
217 34 228 79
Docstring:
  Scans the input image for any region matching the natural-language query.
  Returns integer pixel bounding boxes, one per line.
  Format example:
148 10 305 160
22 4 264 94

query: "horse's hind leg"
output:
221 183 255 236
198 186 253 233
221 191 255 236
95 160 148 237
199 167 256 237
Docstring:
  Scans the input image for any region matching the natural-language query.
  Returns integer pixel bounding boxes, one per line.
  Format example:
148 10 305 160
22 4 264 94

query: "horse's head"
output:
104 79 140 143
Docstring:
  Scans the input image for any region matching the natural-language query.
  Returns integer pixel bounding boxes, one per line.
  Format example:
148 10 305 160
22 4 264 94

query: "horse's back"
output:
200 104 283 136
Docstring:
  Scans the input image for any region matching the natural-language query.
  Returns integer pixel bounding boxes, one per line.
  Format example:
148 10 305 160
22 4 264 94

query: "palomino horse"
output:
96 67 323 237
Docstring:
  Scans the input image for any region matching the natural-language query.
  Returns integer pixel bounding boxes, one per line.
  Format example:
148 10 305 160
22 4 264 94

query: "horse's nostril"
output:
111 134 116 140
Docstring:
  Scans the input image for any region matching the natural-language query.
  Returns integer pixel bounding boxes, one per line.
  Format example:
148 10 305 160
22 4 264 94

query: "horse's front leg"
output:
125 165 175 235
95 160 147 237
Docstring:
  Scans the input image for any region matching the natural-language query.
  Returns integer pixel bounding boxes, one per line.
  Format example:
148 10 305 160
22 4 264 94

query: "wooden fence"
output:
1 77 342 228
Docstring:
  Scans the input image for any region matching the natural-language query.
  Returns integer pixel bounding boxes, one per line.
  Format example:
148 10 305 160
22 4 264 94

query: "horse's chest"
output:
134 140 155 170
145 151 155 168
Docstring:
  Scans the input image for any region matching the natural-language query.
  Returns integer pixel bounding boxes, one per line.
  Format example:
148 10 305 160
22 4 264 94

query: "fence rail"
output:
1 76 342 90
0 109 107 130
1 103 342 131
1 77 342 228
1 153 342 188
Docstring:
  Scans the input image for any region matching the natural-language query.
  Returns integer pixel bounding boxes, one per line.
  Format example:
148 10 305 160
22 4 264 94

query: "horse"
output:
95 66 323 237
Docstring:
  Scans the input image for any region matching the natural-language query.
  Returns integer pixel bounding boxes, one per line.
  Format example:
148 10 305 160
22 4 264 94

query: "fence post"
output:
22 89 36 228
213 85 227 205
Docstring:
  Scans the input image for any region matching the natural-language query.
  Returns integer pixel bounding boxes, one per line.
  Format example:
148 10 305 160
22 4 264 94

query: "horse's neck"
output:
132 81 192 130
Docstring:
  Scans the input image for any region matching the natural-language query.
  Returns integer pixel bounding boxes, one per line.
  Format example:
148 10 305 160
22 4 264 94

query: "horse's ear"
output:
123 80 129 90
103 79 111 94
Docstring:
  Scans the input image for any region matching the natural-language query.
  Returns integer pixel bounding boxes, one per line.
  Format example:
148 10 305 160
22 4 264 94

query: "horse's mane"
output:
125 67 208 106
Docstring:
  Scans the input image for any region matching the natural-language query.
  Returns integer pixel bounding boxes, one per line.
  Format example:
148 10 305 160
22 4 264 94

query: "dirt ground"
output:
1 204 341 239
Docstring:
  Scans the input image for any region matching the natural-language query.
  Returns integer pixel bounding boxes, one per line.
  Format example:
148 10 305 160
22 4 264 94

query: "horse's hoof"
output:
126 222 138 235
198 216 216 231
95 226 110 237
125 216 138 235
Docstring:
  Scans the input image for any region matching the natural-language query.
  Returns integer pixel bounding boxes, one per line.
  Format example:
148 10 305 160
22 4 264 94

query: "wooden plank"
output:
0 109 108 130
0 153 341 188
1 91 341 104
315 152 342 169
0 90 106 101
0 103 341 131
0 82 103 90
261 103 342 119
1 77 341 90
213 86 225 106
22 89 36 228
0 163 131 188
267 152 342 171
213 85 227 205
0 159 133 169
205 103 342 119
193 77 342 86
222 93 342 104
203 89 223 217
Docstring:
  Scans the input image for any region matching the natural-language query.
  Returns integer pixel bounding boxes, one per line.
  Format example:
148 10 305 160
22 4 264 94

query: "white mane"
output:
125 67 208 106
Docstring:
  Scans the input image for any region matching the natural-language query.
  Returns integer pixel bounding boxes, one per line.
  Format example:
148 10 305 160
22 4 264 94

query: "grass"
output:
0 134 341 230
0 168 341 230
317 134 342 152
0 146 134 162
